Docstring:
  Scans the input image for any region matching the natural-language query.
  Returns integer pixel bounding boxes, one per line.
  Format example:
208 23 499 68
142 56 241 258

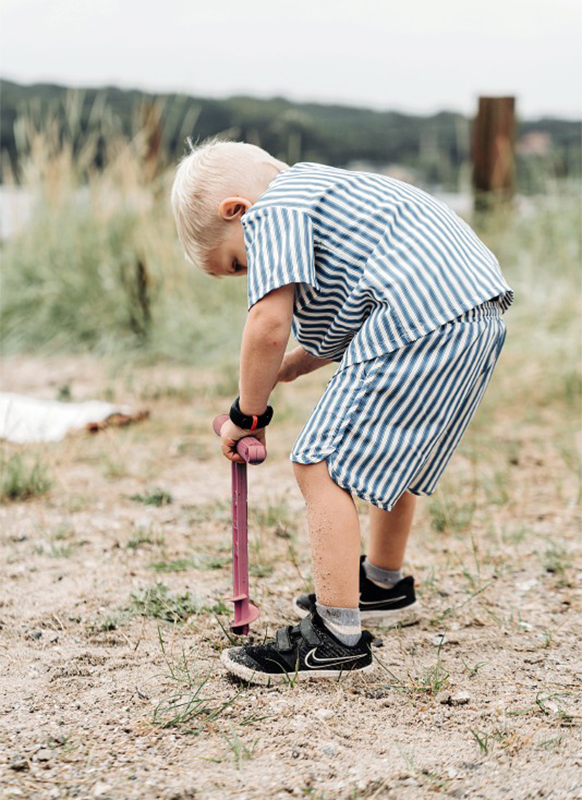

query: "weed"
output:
471 729 489 754
538 735 563 750
461 658 487 677
152 628 239 733
420 648 450 695
222 726 258 768
129 487 173 506
0 452 51 502
57 383 72 401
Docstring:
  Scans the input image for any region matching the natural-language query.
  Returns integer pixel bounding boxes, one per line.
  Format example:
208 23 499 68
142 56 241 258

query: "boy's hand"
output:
275 346 335 385
276 351 301 383
219 418 266 464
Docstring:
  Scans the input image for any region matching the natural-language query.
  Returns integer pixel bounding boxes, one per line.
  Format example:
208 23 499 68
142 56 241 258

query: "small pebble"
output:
36 749 52 762
9 755 28 771
315 708 334 721
450 692 470 706
93 783 112 798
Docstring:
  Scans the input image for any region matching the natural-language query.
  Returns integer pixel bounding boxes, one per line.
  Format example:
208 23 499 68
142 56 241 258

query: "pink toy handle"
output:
212 414 266 464
213 413 265 634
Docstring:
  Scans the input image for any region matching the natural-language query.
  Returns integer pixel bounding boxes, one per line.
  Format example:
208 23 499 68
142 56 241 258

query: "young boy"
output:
171 138 514 685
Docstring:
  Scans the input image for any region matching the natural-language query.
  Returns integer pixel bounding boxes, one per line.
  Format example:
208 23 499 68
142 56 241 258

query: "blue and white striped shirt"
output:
241 162 514 369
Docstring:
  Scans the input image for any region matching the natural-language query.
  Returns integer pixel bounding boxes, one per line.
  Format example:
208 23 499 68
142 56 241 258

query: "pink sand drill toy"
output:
213 414 267 634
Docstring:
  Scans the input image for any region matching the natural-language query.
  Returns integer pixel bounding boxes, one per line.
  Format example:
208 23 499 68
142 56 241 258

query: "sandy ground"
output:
0 355 580 800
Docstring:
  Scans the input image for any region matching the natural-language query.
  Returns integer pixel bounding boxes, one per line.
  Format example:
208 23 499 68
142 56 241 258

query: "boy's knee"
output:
292 459 325 490
292 460 311 487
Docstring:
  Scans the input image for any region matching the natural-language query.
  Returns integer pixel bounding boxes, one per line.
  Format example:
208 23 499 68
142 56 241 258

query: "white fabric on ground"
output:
0 392 135 444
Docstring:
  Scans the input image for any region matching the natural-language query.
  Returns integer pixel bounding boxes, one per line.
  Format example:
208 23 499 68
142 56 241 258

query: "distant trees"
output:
1 79 579 190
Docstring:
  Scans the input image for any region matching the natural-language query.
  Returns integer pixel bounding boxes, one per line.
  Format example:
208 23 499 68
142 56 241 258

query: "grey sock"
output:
363 557 403 588
315 602 361 646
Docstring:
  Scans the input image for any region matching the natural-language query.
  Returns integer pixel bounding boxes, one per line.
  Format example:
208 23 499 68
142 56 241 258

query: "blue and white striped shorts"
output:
289 298 507 511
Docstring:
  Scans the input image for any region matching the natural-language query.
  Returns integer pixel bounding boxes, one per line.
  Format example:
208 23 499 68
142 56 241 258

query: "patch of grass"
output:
129 487 173 506
102 455 129 479
541 545 571 575
148 558 194 573
126 526 165 550
0 451 52 502
249 562 274 578
148 553 230 573
427 490 475 536
185 500 231 526
374 641 450 698
251 498 298 538
48 543 75 558
138 383 201 403
91 615 125 632
52 524 75 541
127 582 219 623
482 467 512 506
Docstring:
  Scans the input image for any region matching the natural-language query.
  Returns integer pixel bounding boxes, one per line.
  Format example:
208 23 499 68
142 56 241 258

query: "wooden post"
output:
472 96 516 211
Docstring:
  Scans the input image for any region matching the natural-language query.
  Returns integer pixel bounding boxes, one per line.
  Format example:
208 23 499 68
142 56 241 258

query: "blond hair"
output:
170 137 289 274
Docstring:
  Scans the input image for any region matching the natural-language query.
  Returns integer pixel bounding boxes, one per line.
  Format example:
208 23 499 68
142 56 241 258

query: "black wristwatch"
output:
229 396 274 431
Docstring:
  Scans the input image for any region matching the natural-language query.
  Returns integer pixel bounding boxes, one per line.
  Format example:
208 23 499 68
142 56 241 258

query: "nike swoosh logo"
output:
304 648 366 670
359 595 407 607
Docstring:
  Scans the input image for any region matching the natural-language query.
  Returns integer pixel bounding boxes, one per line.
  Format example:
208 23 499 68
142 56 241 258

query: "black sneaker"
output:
292 555 420 627
220 610 375 685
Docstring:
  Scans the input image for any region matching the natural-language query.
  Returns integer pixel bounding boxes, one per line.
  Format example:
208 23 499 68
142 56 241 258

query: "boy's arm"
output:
219 284 293 463
238 284 295 414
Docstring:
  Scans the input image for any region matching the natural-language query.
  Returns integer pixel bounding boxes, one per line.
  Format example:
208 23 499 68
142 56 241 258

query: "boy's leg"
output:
292 459 361 608
220 459 374 682
367 490 416 571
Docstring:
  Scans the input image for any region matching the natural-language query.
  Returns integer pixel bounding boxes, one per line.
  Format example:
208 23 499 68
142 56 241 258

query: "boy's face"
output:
206 196 251 278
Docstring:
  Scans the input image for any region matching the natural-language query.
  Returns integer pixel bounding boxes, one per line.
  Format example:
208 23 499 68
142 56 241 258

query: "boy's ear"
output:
218 196 252 221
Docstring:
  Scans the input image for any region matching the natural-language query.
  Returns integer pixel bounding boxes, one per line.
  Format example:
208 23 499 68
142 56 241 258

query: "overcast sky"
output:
1 0 581 119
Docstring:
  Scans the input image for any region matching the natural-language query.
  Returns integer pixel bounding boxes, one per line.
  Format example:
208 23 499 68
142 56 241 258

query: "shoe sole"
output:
292 598 421 628
220 649 375 685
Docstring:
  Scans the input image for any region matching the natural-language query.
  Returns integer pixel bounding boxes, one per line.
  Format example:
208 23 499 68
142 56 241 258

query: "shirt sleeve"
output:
242 206 319 311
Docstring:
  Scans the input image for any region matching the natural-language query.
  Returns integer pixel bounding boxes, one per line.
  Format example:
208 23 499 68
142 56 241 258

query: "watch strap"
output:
229 396 274 430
